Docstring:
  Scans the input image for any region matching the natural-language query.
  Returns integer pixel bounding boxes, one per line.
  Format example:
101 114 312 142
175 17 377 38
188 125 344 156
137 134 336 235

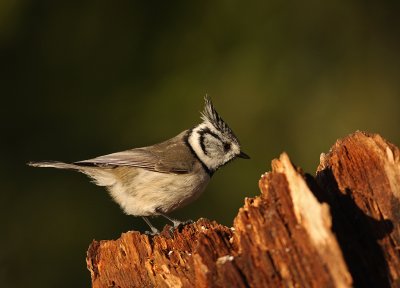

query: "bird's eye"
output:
223 143 231 152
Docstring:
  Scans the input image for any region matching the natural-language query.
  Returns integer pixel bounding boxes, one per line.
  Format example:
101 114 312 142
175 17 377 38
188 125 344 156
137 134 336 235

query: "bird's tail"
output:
27 161 79 170
28 161 116 187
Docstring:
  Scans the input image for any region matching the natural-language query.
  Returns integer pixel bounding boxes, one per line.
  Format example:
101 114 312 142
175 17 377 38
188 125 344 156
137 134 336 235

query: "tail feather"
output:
27 161 79 170
27 160 117 187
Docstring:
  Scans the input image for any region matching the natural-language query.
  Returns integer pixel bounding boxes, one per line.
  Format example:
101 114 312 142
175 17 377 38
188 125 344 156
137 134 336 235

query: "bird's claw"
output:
168 219 194 234
144 229 159 236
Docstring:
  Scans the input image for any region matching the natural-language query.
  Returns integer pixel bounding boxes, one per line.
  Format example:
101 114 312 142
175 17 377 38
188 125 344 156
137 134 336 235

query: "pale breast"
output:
106 163 210 216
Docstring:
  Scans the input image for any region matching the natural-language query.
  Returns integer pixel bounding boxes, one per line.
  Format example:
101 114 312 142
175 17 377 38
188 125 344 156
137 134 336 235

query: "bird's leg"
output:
158 213 182 228
142 216 159 235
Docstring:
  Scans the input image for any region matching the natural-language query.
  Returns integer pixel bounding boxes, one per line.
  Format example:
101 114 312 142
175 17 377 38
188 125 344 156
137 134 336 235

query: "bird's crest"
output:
201 95 238 141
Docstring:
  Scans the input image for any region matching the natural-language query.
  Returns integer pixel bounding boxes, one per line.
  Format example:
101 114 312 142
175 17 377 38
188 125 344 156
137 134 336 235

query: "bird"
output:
28 96 249 234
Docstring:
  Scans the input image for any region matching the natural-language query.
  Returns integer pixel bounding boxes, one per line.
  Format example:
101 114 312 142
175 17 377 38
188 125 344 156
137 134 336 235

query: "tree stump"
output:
86 131 400 288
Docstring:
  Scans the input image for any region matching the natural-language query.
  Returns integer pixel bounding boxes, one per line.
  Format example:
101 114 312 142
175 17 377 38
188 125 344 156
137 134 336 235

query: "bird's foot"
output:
142 216 159 236
177 219 194 227
167 219 194 234
144 229 159 236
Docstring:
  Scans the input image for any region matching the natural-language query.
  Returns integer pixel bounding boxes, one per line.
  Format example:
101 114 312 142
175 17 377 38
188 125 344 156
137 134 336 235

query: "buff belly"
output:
105 167 210 216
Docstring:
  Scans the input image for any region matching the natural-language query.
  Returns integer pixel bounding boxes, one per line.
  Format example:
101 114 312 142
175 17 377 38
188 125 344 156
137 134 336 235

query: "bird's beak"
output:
238 151 250 159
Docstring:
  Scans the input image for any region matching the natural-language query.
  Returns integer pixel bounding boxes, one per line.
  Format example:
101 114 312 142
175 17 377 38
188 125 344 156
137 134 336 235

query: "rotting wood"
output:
87 131 400 287
316 131 400 287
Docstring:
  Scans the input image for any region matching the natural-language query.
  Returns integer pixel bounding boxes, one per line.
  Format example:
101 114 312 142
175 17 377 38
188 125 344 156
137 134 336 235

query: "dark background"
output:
1 1 399 287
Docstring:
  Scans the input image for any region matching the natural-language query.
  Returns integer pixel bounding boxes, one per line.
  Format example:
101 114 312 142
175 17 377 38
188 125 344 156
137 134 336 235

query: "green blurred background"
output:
1 1 399 287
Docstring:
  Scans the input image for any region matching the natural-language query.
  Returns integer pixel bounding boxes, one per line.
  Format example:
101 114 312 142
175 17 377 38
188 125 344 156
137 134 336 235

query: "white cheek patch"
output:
204 135 222 156
188 123 221 171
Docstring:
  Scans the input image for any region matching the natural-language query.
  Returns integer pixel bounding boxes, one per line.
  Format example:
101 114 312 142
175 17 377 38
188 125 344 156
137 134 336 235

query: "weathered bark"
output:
86 131 400 288
315 131 400 287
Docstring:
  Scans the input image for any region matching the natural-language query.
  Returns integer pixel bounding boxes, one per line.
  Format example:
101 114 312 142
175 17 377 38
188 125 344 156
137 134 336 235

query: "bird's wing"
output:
74 131 195 174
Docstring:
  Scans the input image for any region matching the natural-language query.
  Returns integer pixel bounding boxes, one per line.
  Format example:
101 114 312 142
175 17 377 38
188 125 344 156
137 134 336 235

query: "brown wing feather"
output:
74 131 194 174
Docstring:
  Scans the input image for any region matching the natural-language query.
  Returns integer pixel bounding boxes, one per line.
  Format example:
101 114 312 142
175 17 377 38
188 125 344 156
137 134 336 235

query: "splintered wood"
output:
316 131 400 287
87 131 400 288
